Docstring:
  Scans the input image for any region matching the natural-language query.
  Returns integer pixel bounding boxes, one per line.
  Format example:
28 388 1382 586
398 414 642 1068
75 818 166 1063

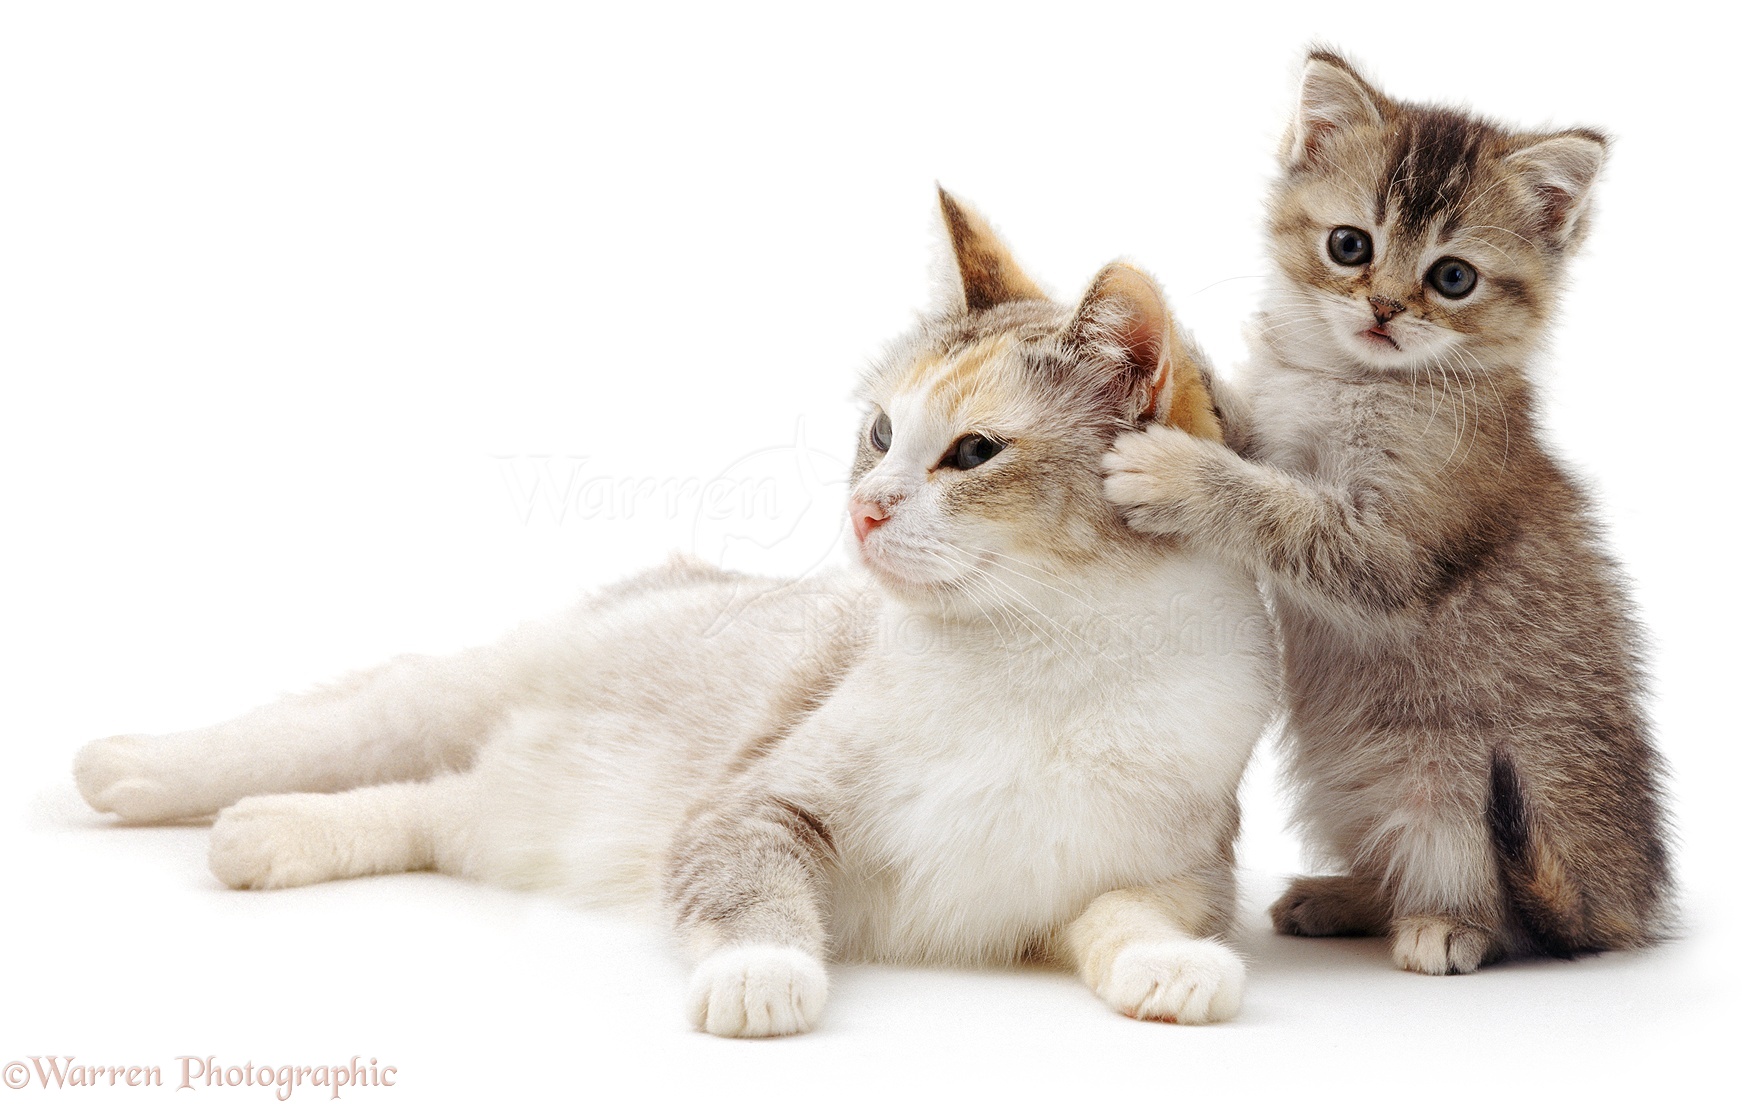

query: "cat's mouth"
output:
855 539 964 593
1360 325 1400 351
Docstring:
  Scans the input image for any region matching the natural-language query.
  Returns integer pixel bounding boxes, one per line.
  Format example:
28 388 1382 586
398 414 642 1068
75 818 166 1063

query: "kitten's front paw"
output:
209 795 344 890
1391 916 1499 976
686 945 827 1038
1092 938 1244 1025
74 735 198 823
1102 425 1210 536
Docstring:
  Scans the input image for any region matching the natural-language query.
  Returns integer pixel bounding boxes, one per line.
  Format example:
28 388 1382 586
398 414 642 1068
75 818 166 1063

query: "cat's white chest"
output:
820 648 1236 964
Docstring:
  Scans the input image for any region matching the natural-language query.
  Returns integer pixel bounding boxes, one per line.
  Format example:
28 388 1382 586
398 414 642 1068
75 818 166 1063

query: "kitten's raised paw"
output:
74 735 198 823
1270 875 1388 937
1391 916 1499 975
1093 938 1244 1025
686 945 827 1038
1101 425 1209 536
208 794 348 890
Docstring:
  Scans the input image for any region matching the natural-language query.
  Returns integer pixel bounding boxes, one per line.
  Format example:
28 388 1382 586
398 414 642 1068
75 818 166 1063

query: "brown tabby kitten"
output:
1104 51 1673 974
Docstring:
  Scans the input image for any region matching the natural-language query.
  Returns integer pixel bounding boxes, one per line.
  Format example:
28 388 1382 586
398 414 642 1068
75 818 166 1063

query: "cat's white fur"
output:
76 194 1277 1035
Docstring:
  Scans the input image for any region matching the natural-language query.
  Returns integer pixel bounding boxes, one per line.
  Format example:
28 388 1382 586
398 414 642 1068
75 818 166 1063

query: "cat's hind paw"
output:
686 945 827 1039
208 794 352 890
1093 938 1244 1025
74 735 199 823
1391 916 1500 975
1270 875 1389 937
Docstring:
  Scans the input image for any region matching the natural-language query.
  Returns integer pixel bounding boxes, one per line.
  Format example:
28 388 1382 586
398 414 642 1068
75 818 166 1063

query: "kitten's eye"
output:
1427 257 1478 299
943 434 1004 471
869 411 892 452
1327 226 1374 266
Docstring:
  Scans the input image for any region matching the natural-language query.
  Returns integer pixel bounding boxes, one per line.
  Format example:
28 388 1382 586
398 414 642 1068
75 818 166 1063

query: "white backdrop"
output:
2 2 1745 1100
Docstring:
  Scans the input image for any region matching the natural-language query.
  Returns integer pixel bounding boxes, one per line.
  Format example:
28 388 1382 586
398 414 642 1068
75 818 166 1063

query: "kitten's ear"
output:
1506 131 1607 248
1062 263 1219 439
1282 50 1387 169
934 186 1046 314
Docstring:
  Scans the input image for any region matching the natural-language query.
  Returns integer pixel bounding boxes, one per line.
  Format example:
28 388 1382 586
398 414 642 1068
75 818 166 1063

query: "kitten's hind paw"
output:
686 945 828 1038
1391 916 1501 975
1270 875 1389 938
74 735 201 823
1093 939 1244 1025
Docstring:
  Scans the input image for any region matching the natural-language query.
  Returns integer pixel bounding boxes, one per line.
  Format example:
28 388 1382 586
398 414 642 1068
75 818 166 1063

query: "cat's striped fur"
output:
1106 51 1672 974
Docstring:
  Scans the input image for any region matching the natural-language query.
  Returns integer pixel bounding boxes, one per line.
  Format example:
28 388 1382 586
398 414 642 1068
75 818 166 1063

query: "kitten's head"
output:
848 189 1218 609
1266 49 1607 372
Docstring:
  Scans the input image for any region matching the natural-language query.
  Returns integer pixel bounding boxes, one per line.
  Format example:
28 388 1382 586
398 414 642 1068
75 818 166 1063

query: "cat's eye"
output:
1427 257 1478 299
942 434 1004 471
869 411 892 452
1327 226 1373 266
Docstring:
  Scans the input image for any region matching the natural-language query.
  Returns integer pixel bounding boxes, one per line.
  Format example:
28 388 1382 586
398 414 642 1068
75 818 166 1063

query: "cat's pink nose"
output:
1369 296 1405 324
850 499 890 541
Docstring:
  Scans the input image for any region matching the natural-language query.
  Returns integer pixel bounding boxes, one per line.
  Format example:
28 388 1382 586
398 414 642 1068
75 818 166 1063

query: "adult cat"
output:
76 191 1277 1035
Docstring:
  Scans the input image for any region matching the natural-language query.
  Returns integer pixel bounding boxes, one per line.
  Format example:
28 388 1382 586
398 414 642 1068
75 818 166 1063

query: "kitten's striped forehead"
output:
1376 109 1491 236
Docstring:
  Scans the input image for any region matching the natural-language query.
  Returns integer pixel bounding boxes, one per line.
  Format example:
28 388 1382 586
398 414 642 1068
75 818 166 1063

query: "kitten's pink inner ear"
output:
1287 52 1387 167
1506 133 1606 243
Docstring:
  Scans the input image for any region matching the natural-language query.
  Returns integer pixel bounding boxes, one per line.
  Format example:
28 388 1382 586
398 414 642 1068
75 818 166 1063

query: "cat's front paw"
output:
209 794 345 890
1102 425 1211 536
1091 938 1244 1025
1391 916 1500 975
686 945 827 1038
74 735 198 823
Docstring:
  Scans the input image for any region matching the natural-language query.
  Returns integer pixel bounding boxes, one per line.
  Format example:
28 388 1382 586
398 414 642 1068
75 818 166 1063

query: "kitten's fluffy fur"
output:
75 192 1277 1035
1106 52 1672 974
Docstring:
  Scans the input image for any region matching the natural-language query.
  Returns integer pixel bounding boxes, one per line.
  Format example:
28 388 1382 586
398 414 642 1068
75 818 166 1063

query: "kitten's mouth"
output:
1361 325 1400 350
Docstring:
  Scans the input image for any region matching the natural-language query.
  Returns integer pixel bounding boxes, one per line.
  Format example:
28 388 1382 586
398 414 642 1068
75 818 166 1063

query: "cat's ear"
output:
933 186 1046 314
1282 50 1387 169
1506 130 1607 248
1061 262 1218 439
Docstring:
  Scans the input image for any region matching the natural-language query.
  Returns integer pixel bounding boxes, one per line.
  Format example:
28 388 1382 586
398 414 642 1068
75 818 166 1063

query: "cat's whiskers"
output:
1444 233 1515 263
1452 344 1513 473
955 560 1125 681
968 545 1103 608
1450 171 1529 227
1448 221 1539 252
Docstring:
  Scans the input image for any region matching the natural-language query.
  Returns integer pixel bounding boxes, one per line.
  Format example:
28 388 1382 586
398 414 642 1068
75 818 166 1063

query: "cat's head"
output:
1265 49 1607 373
847 189 1219 609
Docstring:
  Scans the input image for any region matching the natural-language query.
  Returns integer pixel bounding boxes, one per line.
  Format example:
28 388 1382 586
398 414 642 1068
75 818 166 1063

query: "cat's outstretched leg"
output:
1058 874 1244 1025
665 793 834 1039
208 770 481 889
75 646 522 823
1270 874 1390 937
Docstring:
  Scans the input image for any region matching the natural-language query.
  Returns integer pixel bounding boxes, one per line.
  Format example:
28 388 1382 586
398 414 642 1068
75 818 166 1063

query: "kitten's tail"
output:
1486 750 1595 957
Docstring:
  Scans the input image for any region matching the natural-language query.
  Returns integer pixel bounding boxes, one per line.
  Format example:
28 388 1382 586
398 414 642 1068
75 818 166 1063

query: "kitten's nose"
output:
1369 296 1406 324
850 499 890 541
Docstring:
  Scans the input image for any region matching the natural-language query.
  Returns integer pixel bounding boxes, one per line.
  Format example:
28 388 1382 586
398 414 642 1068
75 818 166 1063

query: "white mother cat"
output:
74 192 1276 1037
